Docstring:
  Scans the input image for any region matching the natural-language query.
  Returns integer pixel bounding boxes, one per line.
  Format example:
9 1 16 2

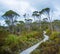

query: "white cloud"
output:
0 20 5 26
0 0 36 14
0 0 37 23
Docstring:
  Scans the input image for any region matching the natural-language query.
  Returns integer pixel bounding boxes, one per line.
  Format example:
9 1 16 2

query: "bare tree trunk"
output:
38 16 41 29
48 16 53 32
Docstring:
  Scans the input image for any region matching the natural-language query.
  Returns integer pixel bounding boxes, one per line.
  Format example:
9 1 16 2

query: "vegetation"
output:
31 30 60 54
0 7 60 54
0 29 43 54
2 10 20 34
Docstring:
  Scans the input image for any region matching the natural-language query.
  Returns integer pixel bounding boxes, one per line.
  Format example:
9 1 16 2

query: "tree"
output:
16 21 25 35
38 11 43 29
41 8 53 31
2 10 20 33
41 18 49 30
32 11 42 29
52 20 60 31
43 18 48 22
32 11 39 21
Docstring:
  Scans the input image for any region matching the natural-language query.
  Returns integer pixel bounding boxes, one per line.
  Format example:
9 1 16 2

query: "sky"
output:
0 0 60 25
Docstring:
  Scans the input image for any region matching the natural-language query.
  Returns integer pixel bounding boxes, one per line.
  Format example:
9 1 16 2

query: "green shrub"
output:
26 31 43 39
0 34 20 54
31 49 40 54
0 29 9 38
0 29 9 45
5 34 18 45
50 32 60 40
0 29 10 54
46 29 52 36
50 32 60 44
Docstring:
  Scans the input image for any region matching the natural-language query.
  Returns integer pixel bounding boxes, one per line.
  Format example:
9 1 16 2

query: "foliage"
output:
46 29 52 35
0 29 9 45
0 7 60 54
2 10 19 17
2 10 20 34
31 31 60 54
0 30 43 54
0 34 20 54
31 49 40 54
50 31 60 44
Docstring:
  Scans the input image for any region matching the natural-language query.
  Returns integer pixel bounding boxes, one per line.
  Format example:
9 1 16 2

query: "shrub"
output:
50 32 60 44
0 30 43 54
0 29 9 38
0 34 20 54
31 49 40 54
0 29 9 45
46 29 52 36
5 34 20 51
0 29 10 54
27 31 43 39
50 32 60 40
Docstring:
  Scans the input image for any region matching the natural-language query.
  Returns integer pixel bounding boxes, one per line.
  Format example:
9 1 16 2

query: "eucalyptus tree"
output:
2 10 20 33
16 21 25 34
32 11 39 21
41 8 53 31
32 11 42 29
25 19 32 31
38 11 43 28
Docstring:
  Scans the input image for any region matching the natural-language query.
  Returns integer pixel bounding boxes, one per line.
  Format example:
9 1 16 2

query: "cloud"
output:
0 0 36 15
0 20 5 26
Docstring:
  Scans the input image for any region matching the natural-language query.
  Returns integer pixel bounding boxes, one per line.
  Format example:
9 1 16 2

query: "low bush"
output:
50 32 60 40
0 29 9 46
46 29 52 36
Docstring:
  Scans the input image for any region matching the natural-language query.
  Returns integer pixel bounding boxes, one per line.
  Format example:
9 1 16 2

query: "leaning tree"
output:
2 10 20 33
41 8 53 31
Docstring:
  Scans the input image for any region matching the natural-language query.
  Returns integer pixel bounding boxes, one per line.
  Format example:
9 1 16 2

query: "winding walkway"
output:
20 31 49 54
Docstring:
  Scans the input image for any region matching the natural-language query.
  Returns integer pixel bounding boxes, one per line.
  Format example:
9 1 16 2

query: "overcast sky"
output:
0 0 60 25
